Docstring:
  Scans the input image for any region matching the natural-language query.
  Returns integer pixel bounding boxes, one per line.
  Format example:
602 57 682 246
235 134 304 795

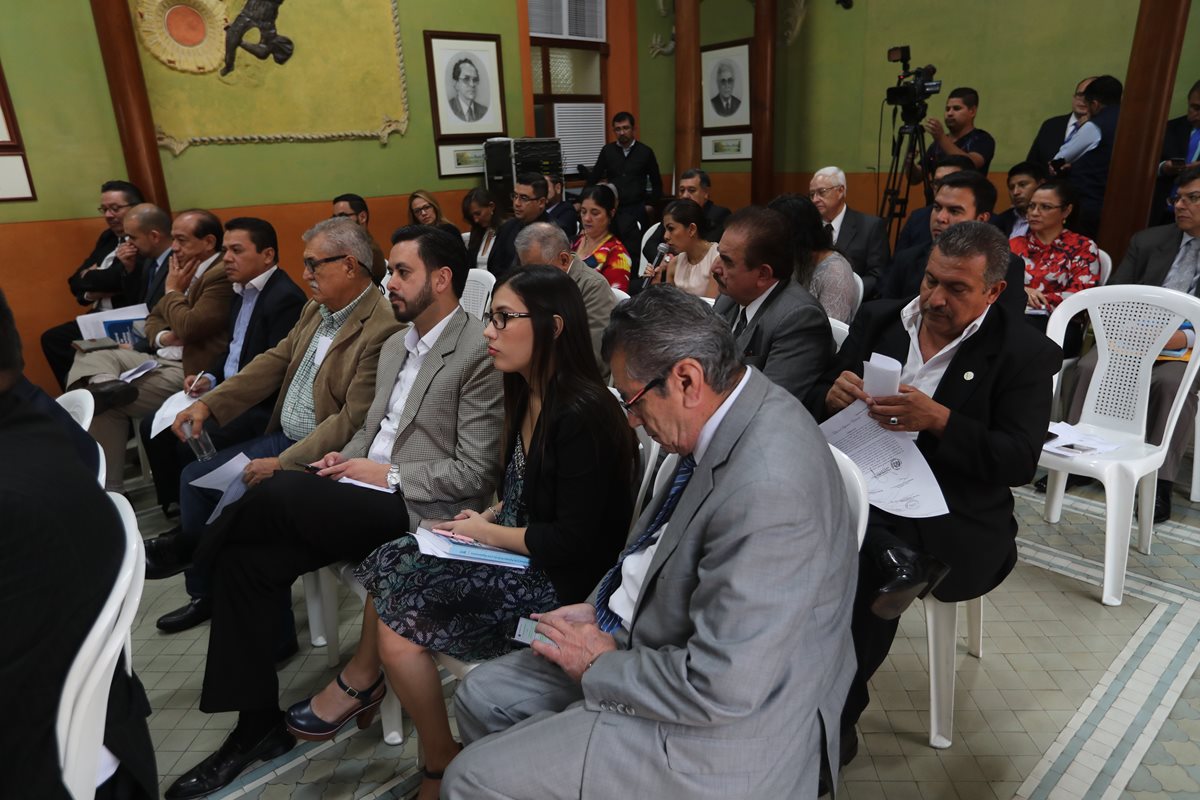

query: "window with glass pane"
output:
548 48 600 95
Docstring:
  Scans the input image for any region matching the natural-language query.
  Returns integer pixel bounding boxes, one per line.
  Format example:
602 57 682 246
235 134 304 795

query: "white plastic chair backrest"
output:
829 317 851 352
95 441 106 487
632 428 661 522
652 452 681 498
850 272 864 316
700 296 716 306
57 492 144 800
1048 285 1200 439
56 389 95 431
612 287 630 303
638 222 662 275
460 268 496 320
829 444 869 550
1097 249 1113 286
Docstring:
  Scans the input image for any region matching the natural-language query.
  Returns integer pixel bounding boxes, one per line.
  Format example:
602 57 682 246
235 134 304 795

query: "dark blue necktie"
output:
594 454 696 633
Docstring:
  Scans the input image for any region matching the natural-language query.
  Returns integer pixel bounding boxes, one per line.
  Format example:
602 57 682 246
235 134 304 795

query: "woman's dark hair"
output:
494 265 635 488
766 193 830 285
579 185 618 233
1032 178 1081 231
461 187 504 231
662 198 709 241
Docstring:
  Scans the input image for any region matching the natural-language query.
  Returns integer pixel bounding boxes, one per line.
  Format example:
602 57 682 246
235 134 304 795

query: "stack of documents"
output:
1042 421 1120 458
412 527 530 570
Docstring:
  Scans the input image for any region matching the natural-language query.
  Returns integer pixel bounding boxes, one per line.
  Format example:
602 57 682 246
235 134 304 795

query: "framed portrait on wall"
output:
701 40 751 132
425 31 507 142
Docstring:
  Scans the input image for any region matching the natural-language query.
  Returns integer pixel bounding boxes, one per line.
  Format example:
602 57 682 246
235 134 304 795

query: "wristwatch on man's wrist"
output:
386 465 402 490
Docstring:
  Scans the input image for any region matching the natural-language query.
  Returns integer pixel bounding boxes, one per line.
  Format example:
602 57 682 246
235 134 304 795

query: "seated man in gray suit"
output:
445 285 858 800
515 221 616 379
1057 166 1200 522
165 225 504 800
712 206 834 401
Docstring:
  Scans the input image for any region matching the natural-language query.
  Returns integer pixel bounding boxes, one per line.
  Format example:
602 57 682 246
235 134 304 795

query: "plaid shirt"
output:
279 284 375 441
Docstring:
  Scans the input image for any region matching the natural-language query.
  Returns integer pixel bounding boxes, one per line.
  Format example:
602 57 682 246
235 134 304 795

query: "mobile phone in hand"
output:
296 461 321 473
511 617 556 648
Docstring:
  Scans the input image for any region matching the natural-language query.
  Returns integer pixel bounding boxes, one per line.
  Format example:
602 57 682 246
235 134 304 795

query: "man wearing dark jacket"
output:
587 112 663 257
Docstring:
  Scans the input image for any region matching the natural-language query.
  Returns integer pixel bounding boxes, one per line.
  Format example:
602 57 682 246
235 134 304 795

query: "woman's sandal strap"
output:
334 670 386 700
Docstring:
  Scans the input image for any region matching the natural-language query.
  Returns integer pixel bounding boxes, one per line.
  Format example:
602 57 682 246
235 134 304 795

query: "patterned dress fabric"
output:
1010 230 1101 310
354 435 559 662
575 233 632 291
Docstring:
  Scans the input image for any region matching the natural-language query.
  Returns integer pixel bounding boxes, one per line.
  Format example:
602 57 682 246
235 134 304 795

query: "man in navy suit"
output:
1027 77 1094 168
1152 80 1200 225
543 173 580 242
141 218 305 557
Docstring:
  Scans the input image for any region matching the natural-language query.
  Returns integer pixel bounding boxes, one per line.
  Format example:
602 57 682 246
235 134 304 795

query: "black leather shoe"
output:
870 546 950 621
1034 473 1094 494
285 671 386 741
818 728 859 796
164 726 295 799
156 597 211 633
1154 480 1173 524
87 379 138 415
144 528 193 580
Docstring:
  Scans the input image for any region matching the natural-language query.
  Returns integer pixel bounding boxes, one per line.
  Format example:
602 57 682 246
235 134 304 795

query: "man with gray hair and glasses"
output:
809 165 891 297
516 221 615 377
444 284 858 800
150 217 401 635
810 221 1061 783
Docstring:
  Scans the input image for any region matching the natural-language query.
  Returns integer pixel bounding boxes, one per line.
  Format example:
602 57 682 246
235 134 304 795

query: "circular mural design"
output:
137 0 226 74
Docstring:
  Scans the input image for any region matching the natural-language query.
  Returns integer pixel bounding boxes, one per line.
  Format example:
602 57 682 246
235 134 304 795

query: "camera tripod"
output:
878 117 937 248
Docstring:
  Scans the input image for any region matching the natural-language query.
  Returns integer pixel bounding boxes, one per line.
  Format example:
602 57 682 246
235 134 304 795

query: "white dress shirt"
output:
828 204 848 244
607 367 752 629
896 297 989 438
365 311 454 471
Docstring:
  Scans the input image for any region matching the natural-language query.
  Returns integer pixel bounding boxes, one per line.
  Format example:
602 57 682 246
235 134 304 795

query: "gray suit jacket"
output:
713 280 834 402
1110 224 1187 289
568 257 616 380
341 307 504 531
581 369 858 797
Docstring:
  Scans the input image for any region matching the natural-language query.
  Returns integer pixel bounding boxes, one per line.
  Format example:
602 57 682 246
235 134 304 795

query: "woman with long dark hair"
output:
284 266 636 800
651 198 719 298
767 193 858 323
460 187 506 269
573 184 633 290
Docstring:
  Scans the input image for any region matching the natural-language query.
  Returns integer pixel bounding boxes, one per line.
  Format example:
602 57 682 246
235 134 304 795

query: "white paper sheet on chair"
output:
1042 421 1121 458
188 453 251 524
819 401 949 518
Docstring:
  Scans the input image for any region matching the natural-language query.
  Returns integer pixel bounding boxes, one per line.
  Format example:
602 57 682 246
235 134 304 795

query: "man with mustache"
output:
809 221 1062 782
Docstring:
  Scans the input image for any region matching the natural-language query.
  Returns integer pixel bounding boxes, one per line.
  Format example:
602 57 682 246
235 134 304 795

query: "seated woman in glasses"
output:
285 266 636 800
1010 179 1100 356
573 184 633 291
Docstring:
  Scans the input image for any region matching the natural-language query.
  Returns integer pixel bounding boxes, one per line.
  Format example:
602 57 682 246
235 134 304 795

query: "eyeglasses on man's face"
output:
511 192 539 204
303 254 347 273
484 310 533 330
618 376 665 415
809 186 841 199
99 203 132 214
1172 191 1200 207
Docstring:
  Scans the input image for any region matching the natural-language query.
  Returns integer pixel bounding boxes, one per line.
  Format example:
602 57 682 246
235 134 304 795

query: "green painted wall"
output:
0 0 525 223
0 2 126 223
639 1 1200 177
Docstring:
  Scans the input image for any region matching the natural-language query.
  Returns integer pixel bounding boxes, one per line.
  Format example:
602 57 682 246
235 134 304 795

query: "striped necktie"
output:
593 454 696 633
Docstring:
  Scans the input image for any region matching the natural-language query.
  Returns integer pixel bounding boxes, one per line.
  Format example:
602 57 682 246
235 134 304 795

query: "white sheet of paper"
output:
150 390 197 438
314 335 334 367
1043 421 1121 458
863 352 902 398
188 453 250 490
118 359 158 383
76 304 149 339
206 476 248 525
820 401 949 518
337 476 396 494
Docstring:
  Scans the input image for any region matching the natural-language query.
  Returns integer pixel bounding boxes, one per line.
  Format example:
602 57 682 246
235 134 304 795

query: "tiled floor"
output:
123 466 1200 799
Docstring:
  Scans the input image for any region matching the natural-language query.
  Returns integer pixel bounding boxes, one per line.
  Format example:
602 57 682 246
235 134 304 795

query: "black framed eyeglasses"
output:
98 203 132 214
619 376 665 414
303 254 347 273
484 310 534 330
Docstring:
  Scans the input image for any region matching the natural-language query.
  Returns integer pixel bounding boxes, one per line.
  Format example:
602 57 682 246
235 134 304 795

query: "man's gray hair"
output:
933 221 1010 287
813 166 846 189
601 285 741 393
515 222 570 263
302 217 374 275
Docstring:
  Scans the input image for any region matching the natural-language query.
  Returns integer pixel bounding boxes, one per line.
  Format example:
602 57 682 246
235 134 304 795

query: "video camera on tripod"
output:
885 46 942 125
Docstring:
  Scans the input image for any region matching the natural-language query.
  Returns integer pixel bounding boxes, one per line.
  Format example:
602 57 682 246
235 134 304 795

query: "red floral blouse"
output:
573 233 631 291
1010 230 1100 310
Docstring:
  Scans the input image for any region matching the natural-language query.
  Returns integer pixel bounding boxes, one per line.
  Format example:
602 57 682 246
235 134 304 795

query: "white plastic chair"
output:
1040 285 1200 605
638 222 662 277
612 287 630 303
56 389 95 430
460 268 496 320
56 492 145 800
829 317 851 352
1098 248 1113 286
828 445 868 550
95 442 106 487
923 594 984 749
850 272 864 317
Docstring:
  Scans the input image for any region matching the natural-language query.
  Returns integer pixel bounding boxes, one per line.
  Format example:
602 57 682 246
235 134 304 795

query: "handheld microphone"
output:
642 242 671 279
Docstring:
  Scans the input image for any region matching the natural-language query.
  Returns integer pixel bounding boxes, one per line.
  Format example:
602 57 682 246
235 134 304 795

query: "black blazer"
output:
837 207 891 298
990 208 1020 237
515 392 635 604
879 242 1028 317
67 229 140 307
588 140 663 209
1110 224 1187 289
808 300 1063 601
209 268 307 382
119 251 171 311
1151 115 1197 225
894 205 933 254
1027 113 1074 167
546 201 580 242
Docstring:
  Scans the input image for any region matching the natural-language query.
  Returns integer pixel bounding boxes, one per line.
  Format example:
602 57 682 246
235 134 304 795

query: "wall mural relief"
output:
132 0 409 154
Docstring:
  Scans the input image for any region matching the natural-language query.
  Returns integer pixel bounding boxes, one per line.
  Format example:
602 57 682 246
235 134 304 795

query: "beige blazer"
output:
145 259 234 376
568 257 616 380
202 287 403 468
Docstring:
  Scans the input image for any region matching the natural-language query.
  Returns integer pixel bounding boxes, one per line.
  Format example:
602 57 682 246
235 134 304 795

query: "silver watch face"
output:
387 467 401 488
